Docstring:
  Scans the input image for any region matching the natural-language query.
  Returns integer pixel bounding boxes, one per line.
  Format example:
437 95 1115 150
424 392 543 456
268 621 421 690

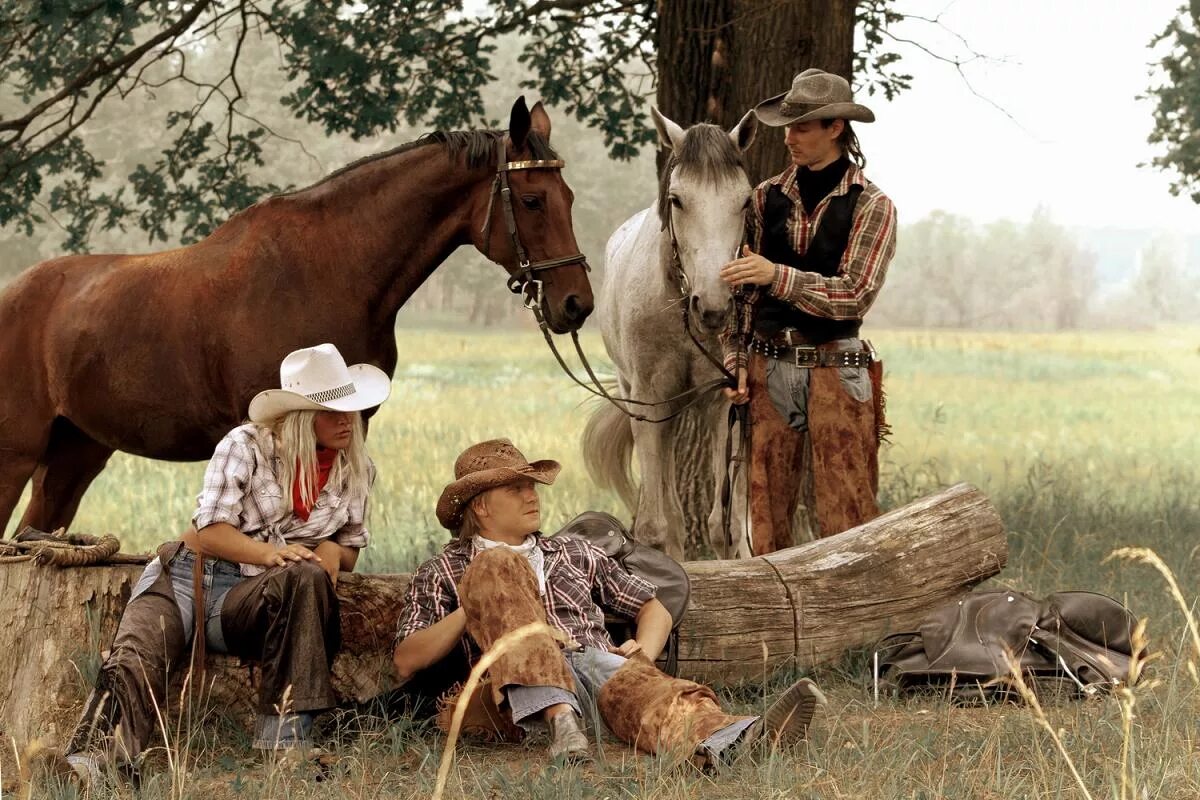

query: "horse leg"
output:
0 413 55 537
630 414 687 562
704 399 752 558
18 417 114 532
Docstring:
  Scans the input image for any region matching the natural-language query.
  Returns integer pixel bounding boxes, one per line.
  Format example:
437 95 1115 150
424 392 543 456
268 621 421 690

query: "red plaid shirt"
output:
395 534 656 655
721 163 897 371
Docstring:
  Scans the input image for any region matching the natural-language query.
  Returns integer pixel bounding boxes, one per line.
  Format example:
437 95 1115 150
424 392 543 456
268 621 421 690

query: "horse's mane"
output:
657 124 746 226
288 128 559 196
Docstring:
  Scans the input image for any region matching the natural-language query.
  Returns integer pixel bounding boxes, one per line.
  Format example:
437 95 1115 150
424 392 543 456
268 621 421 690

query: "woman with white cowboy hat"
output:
60 343 391 785
717 68 898 553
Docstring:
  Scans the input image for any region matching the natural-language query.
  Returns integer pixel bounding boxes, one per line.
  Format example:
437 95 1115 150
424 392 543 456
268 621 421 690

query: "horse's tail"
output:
581 396 638 514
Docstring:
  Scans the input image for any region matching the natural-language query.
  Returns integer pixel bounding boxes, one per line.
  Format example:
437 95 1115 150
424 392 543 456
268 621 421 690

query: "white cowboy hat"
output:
754 68 875 127
248 343 391 424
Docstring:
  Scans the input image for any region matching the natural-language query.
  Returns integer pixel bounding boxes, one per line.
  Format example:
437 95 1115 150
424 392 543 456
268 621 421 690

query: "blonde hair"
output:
456 494 488 541
268 410 371 507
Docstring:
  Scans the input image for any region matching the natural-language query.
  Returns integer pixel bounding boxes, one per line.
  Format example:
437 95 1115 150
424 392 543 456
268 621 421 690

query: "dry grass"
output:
10 325 1200 798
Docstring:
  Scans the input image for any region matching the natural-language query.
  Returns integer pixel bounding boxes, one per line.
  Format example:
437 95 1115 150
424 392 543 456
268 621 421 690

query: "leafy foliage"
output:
0 0 902 250
1146 2 1200 203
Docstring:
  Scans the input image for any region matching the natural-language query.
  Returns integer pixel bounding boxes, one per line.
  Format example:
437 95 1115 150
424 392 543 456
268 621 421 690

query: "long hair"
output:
268 410 371 507
822 119 866 168
456 496 486 542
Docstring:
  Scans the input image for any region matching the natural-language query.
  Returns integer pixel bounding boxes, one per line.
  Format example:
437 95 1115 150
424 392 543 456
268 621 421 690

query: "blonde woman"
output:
63 343 390 784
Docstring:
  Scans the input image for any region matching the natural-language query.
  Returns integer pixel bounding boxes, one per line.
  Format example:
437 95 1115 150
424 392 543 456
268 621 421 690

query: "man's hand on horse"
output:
720 245 777 287
723 367 749 405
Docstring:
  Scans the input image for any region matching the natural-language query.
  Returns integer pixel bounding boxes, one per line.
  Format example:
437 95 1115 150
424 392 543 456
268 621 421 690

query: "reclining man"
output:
392 438 825 765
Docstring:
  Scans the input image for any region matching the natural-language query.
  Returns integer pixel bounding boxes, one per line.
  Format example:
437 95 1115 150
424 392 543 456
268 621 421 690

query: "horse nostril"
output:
564 294 583 320
700 308 727 331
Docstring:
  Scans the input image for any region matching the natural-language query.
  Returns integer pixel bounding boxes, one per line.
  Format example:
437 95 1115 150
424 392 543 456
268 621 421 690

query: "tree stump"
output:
0 482 1004 745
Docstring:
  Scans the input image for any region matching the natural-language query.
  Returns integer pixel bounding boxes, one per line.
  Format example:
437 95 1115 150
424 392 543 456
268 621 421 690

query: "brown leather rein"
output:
487 143 749 557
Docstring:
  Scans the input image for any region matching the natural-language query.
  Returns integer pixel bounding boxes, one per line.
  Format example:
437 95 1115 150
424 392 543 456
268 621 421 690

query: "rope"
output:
33 535 121 567
3 527 124 567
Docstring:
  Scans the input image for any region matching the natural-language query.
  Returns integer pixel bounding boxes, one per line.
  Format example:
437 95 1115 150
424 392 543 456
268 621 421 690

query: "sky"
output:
857 0 1199 234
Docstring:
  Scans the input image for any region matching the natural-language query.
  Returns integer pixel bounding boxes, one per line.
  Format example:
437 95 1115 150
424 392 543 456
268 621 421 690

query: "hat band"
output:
779 101 828 116
304 382 356 403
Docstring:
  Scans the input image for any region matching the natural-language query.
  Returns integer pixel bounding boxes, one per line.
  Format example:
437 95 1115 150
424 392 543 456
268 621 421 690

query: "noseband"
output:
480 137 589 307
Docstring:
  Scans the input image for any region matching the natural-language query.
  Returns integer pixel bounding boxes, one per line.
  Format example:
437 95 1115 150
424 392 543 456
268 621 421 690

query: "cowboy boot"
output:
743 677 827 747
547 711 591 764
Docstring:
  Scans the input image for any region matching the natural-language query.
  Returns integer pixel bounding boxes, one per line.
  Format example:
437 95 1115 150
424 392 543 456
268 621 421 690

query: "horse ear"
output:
529 101 552 142
650 107 686 152
729 109 758 152
508 96 532 151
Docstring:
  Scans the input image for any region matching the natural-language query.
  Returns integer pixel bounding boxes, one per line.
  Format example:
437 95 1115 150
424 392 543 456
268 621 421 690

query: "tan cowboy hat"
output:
248 343 391 424
436 438 561 530
754 68 875 127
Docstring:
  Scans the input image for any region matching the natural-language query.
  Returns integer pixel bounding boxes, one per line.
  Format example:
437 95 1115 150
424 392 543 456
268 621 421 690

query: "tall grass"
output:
12 326 1200 798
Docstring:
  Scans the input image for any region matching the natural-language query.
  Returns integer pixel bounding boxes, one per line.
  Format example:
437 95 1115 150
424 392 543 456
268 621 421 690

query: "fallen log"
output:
0 482 1004 743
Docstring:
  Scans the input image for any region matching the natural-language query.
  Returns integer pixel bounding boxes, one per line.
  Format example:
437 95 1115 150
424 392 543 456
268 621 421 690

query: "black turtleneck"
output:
794 156 850 215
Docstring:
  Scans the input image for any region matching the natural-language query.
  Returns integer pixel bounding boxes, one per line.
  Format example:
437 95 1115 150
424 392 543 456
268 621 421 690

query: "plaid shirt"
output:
395 534 657 655
721 163 897 371
192 423 373 575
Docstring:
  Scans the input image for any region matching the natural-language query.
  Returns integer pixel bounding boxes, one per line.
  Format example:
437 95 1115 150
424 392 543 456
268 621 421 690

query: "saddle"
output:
554 511 691 675
874 589 1144 703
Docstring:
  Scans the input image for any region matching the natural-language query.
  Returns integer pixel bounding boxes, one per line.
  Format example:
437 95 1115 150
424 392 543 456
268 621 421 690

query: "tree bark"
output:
0 483 1004 744
656 0 859 184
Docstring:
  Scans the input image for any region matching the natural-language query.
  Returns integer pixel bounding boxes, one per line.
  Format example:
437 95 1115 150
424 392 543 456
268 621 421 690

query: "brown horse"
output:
0 97 593 535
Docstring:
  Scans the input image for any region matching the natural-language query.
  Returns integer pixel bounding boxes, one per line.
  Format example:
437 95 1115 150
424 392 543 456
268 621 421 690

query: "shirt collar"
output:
445 531 565 557
770 162 865 204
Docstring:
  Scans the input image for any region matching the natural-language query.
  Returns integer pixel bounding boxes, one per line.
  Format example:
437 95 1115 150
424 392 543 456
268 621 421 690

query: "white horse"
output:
583 108 757 560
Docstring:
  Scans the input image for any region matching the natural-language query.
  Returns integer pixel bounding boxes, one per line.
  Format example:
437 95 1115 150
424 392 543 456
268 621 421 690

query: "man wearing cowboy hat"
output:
718 68 897 553
392 439 825 765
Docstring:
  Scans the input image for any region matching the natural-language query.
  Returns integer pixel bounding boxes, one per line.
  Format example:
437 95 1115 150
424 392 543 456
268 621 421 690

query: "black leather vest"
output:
754 182 863 343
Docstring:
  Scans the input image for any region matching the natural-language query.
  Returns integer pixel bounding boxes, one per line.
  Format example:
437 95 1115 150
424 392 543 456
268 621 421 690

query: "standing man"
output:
719 69 897 554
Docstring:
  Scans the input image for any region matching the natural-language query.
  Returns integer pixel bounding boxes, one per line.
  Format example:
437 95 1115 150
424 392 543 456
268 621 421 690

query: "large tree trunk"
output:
656 0 859 183
0 484 1004 744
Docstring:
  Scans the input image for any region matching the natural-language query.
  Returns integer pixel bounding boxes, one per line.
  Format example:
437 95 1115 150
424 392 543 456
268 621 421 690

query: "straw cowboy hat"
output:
248 343 391 424
436 439 561 530
754 68 875 127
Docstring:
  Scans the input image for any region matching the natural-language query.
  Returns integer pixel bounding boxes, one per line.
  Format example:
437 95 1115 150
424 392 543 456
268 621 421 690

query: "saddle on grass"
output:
873 589 1143 704
555 511 691 676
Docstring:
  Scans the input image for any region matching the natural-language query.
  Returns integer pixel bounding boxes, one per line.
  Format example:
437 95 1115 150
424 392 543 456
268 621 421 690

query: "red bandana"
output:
292 448 337 521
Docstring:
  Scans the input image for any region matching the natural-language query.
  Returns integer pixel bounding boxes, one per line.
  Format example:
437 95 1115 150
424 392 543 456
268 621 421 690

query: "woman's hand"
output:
312 539 346 587
261 542 320 569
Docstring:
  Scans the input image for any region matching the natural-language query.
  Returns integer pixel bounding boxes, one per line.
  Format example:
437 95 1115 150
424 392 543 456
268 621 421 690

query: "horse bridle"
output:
481 137 588 307
483 141 750 556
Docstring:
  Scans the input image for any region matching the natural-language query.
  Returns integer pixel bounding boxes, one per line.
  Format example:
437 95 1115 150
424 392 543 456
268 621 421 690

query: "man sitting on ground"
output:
391 438 825 765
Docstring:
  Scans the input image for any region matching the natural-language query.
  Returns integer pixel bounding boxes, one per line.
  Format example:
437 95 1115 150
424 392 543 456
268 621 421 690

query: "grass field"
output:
13 325 1200 798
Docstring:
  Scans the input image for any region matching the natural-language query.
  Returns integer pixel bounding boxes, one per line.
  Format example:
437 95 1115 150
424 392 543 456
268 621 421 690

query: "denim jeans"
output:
129 552 315 749
507 647 756 759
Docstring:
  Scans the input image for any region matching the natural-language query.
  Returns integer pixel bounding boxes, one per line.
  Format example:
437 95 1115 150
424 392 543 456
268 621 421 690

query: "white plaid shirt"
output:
192 423 373 575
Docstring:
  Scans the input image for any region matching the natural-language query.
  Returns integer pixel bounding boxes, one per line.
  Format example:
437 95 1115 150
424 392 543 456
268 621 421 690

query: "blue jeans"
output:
127 553 314 749
506 647 756 759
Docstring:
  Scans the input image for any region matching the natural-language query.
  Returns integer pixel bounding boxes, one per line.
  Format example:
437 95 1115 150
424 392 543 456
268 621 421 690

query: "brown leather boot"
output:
745 677 826 747
547 711 591 764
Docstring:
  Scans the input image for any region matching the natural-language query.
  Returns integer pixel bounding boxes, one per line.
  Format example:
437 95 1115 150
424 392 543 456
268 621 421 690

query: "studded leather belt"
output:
748 336 876 368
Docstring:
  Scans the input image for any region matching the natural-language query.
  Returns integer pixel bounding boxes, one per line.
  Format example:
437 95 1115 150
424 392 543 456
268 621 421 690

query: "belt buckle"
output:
792 345 817 367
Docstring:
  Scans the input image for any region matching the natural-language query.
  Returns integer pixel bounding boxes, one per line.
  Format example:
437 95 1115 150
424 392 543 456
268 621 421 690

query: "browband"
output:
498 159 566 171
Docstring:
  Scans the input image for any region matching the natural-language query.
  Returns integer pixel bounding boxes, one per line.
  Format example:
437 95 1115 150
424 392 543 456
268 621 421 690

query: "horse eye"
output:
742 197 751 210
521 195 543 211
670 195 683 209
